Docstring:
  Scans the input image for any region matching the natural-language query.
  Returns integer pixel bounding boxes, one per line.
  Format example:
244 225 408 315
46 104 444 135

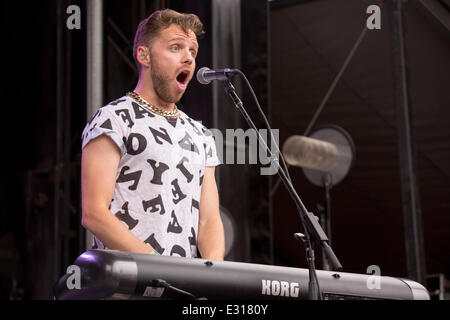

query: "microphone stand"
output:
223 79 343 300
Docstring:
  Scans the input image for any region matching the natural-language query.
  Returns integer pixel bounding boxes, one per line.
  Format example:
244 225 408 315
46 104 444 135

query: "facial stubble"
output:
150 54 184 105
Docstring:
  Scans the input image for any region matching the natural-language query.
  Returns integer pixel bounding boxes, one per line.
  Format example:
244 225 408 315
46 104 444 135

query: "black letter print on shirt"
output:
178 132 199 154
142 194 166 215
186 118 202 136
100 118 112 130
116 166 142 190
189 227 197 247
108 198 114 210
115 109 134 128
123 133 147 155
144 234 165 255
110 98 126 106
87 109 101 126
171 179 187 204
201 126 213 137
147 159 169 185
167 210 183 234
205 143 213 161
87 123 97 135
132 102 155 119
191 199 199 214
114 202 138 230
170 245 186 257
149 127 172 145
176 157 193 183
199 170 204 186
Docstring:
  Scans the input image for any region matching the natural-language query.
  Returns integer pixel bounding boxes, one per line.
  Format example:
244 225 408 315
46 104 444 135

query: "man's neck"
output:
133 79 176 111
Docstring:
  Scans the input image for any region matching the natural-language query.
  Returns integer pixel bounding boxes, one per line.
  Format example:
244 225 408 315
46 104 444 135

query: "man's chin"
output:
168 86 186 103
174 92 185 104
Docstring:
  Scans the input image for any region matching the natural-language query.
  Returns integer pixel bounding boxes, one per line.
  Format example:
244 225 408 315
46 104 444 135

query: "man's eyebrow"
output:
168 37 199 49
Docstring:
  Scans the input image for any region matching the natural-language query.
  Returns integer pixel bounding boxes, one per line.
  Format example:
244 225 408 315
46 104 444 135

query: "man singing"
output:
80 9 225 260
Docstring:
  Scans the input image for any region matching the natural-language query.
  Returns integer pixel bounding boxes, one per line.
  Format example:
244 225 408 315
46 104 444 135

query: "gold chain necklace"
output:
127 91 179 118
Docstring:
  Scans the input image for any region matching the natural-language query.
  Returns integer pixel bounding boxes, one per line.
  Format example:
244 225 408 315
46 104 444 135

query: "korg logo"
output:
261 280 300 298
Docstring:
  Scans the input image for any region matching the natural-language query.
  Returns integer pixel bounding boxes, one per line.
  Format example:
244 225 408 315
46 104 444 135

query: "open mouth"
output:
176 70 190 86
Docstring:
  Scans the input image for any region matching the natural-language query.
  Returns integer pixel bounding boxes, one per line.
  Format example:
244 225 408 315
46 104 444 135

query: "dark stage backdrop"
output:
1 0 87 299
269 0 450 289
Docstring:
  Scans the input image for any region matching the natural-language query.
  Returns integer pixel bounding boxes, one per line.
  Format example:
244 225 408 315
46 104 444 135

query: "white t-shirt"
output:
81 95 220 258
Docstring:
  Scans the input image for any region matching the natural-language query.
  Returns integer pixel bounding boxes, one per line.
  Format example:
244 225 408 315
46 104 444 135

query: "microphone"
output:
196 67 237 85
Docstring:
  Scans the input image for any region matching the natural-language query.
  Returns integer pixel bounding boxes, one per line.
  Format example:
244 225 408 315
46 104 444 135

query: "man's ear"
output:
137 46 150 68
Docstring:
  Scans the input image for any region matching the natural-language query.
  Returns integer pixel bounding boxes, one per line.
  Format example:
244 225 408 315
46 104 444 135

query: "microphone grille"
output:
196 67 211 85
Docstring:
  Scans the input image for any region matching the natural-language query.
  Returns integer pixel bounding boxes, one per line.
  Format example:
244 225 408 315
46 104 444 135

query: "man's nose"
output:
182 49 194 65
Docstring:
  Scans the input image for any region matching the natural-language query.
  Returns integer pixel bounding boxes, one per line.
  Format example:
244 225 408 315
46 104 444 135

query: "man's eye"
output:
171 46 179 52
190 50 196 57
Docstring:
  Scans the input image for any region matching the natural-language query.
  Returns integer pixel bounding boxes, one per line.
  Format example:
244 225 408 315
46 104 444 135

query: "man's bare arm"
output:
197 166 225 260
81 135 155 254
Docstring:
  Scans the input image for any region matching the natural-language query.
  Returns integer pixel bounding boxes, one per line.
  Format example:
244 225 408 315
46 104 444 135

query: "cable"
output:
151 279 207 300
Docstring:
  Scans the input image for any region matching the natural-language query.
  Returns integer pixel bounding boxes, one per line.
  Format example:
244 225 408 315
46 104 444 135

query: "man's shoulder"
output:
179 110 213 136
83 96 133 133
100 96 131 112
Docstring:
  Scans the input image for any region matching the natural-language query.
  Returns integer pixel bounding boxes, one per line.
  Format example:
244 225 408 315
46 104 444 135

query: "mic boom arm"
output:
222 73 344 300
223 78 342 270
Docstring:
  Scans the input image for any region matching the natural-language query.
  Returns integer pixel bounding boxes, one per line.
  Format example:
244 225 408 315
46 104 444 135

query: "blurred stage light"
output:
282 125 355 187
